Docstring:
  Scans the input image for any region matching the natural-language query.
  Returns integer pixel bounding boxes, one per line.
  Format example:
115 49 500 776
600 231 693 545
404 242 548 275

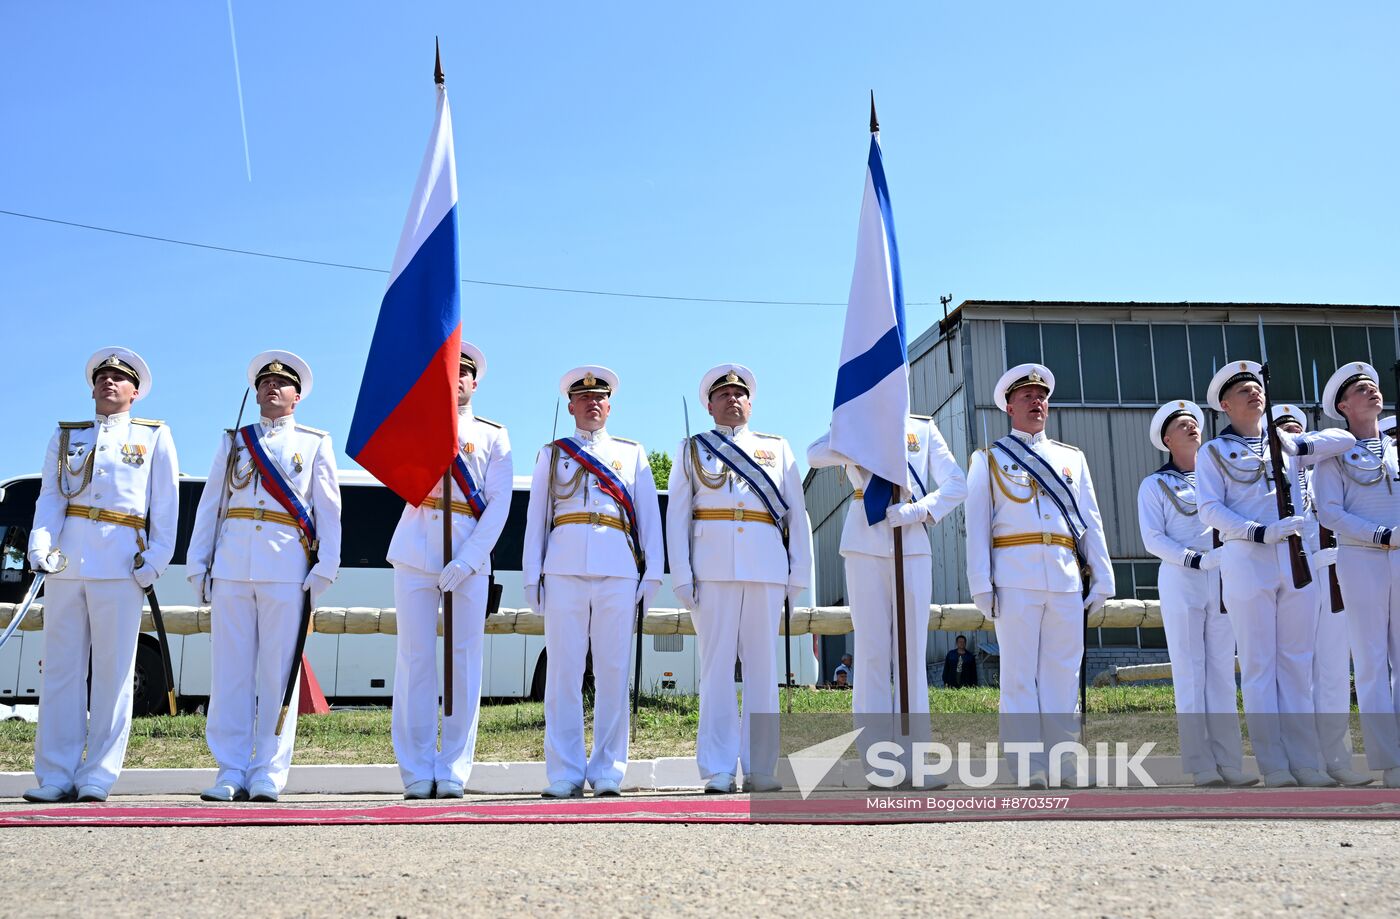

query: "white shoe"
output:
248 781 280 802
1326 767 1375 787
1192 771 1225 788
1290 768 1337 788
741 774 783 793
1217 766 1260 787
1262 770 1298 788
591 778 622 797
541 780 583 799
200 782 247 802
404 780 435 800
1024 771 1049 790
435 781 465 799
21 784 74 803
1383 767 1400 789
76 785 108 803
704 773 737 794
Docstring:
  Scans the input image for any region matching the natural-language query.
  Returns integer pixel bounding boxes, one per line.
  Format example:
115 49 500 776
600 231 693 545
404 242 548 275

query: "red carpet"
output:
3 789 1400 828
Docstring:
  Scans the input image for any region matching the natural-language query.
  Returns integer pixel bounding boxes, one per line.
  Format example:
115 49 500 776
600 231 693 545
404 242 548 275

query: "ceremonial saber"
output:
276 540 318 736
136 550 178 716
1 551 66 654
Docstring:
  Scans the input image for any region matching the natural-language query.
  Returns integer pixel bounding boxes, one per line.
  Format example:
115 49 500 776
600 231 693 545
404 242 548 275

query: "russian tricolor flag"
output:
829 106 910 525
348 72 462 504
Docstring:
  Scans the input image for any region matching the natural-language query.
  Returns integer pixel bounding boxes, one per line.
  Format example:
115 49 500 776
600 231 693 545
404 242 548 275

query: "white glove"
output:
972 592 995 619
884 503 925 528
1275 430 1300 455
1200 548 1224 571
1263 516 1306 544
1086 592 1110 616
133 563 158 590
1310 547 1339 571
187 573 211 604
29 551 61 573
437 559 474 594
673 582 698 610
302 572 333 603
635 579 660 609
525 583 542 611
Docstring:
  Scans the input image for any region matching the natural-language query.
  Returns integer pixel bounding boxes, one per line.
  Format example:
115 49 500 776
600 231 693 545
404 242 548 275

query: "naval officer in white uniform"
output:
1313 362 1400 787
186 351 342 802
523 366 663 798
964 363 1114 789
667 364 814 794
1137 399 1253 787
386 341 513 799
23 348 179 803
1196 360 1353 787
807 412 966 782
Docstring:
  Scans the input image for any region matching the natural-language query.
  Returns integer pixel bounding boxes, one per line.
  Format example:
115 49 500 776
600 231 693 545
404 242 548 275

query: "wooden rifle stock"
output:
1259 363 1313 590
1318 525 1343 613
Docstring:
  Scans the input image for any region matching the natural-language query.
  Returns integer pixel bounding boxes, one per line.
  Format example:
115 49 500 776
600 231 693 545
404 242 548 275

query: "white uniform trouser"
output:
1157 564 1243 774
1221 540 1322 774
993 587 1082 775
692 581 782 781
34 578 144 793
542 574 634 788
206 579 304 792
846 553 933 768
1336 546 1400 769
1312 579 1355 771
391 565 488 788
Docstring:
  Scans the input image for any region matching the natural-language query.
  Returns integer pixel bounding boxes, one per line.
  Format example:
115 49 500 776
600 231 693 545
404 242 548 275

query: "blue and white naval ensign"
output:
385 341 513 799
667 364 813 794
522 366 663 799
807 413 966 763
23 347 179 804
185 350 342 803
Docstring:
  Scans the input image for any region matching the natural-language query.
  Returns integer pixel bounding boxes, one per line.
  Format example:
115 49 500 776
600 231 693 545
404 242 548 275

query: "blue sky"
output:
3 2 1398 484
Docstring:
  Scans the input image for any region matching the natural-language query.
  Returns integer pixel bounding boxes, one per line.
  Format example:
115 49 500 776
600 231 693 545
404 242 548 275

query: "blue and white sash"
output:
993 435 1086 541
693 431 789 527
906 461 927 500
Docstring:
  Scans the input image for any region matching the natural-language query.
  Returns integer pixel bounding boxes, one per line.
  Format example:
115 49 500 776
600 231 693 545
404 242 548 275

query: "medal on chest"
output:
121 443 147 466
906 433 921 453
292 452 304 474
753 448 776 467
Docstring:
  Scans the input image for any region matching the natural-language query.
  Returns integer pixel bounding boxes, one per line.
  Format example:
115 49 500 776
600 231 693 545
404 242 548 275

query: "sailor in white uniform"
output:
1136 399 1253 787
186 351 342 802
1313 362 1400 787
23 348 179 804
386 341 513 799
667 364 814 793
965 364 1114 788
522 366 663 798
1196 360 1353 787
1270 402 1374 787
807 413 966 783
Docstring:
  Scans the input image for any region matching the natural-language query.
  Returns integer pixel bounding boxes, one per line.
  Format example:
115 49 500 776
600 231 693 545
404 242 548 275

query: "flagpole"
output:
433 38 455 719
892 487 911 732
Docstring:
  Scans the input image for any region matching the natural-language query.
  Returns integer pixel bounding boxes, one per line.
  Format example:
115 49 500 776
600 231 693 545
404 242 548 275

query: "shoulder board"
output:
474 415 503 429
1050 439 1082 452
910 413 932 421
131 417 164 427
612 436 639 445
295 424 328 437
59 421 93 430
753 431 782 440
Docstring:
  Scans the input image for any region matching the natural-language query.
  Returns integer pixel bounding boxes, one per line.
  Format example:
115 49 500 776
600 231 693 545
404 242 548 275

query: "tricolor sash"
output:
451 454 488 518
552 437 643 569
992 435 1086 542
239 425 318 552
693 431 789 527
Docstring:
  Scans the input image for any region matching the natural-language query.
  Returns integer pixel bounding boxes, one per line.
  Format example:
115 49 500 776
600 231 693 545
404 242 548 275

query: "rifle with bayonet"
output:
1258 318 1312 590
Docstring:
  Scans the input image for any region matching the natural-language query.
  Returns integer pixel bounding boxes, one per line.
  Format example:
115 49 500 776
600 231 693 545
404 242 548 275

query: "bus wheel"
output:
131 638 169 717
529 652 548 702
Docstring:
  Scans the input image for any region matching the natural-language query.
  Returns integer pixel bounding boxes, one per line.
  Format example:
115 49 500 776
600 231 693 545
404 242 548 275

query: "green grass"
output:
0 685 1188 771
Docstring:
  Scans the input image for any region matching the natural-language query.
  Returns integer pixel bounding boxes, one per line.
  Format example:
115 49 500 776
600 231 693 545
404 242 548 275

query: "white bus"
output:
0 471 819 715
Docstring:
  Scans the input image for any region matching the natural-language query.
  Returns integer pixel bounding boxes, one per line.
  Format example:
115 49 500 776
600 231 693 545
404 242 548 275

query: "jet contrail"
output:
226 0 252 181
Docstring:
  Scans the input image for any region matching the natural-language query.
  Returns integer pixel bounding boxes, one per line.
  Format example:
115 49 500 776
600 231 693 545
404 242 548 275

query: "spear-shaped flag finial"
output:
434 37 445 86
869 91 879 134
